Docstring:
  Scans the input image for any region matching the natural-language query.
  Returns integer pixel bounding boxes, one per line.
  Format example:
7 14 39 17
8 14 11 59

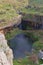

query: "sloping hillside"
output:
21 0 43 15
0 0 28 29
29 0 43 7
0 0 28 10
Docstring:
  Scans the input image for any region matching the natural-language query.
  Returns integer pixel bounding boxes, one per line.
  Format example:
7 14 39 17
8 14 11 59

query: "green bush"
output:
33 41 43 51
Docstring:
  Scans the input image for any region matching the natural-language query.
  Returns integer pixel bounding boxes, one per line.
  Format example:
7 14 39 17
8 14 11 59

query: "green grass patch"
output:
0 3 18 20
33 41 43 53
21 7 43 16
0 3 19 27
24 32 39 42
13 57 39 65
5 28 23 40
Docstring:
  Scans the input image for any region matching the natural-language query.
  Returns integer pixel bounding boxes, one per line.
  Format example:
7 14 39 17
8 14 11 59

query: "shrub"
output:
33 41 43 52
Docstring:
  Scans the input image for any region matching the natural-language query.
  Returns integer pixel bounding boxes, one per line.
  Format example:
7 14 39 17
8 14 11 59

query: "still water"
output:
9 33 33 59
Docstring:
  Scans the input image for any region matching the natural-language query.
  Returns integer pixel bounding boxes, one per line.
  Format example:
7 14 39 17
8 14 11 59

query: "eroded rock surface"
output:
0 33 13 65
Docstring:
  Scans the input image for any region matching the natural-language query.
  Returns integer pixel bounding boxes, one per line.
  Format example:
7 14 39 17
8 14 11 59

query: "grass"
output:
0 0 43 65
0 3 19 28
13 57 39 65
29 0 43 7
33 40 43 53
13 58 43 65
21 7 43 16
24 31 39 42
21 0 43 15
0 0 28 28
28 0 43 15
5 28 23 40
21 0 43 16
0 0 43 27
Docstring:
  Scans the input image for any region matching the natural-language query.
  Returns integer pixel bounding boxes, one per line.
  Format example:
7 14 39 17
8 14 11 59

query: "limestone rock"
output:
0 33 13 65
0 50 10 65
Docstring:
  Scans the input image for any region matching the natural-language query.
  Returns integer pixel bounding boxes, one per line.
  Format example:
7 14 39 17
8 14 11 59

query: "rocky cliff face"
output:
22 14 43 29
0 32 13 65
23 14 43 23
